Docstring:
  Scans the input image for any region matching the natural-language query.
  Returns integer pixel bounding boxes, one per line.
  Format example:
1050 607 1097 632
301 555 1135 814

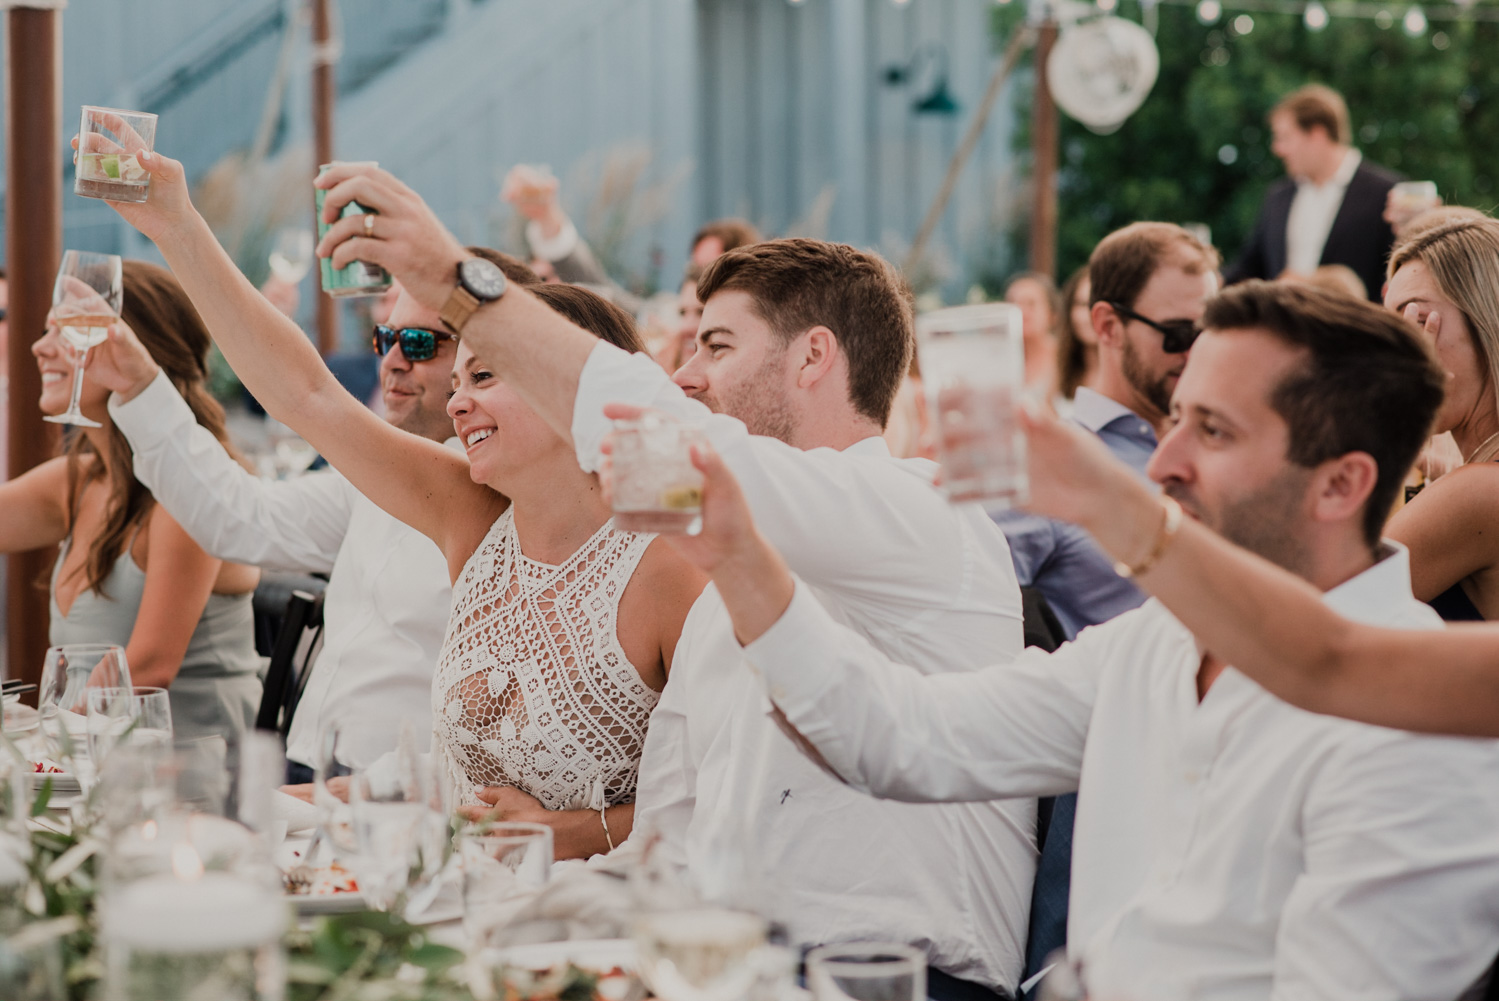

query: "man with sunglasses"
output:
103 247 537 782
994 222 1219 980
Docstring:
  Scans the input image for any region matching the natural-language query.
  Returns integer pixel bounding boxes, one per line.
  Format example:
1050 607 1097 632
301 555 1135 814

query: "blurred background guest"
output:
1224 84 1400 300
1054 265 1098 405
1004 270 1061 398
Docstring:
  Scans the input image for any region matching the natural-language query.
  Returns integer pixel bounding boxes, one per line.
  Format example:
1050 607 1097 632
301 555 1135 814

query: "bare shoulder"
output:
635 537 710 611
1406 462 1499 523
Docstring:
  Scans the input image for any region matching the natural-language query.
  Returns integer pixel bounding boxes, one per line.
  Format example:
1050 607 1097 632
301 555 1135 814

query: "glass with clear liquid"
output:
45 250 124 428
915 303 1029 507
75 107 157 203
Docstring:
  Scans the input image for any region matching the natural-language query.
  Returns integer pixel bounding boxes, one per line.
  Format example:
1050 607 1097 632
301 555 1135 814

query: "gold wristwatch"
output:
439 257 508 334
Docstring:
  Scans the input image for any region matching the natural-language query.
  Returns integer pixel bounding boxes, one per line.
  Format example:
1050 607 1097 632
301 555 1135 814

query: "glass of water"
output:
75 106 157 203
346 727 448 912
268 228 315 284
915 303 1028 507
633 908 770 1001
611 417 708 534
459 821 553 948
44 250 124 429
85 686 173 771
805 942 926 1001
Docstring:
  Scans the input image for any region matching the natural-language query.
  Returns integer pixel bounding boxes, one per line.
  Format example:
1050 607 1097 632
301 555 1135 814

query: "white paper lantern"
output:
1046 16 1161 135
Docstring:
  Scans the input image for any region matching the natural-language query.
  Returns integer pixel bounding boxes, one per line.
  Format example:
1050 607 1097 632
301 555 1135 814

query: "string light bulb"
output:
1197 0 1222 21
1403 4 1428 33
1303 1 1330 28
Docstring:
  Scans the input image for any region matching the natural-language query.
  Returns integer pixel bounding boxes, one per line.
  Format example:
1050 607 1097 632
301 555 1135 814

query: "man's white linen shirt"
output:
742 542 1499 1001
572 344 1035 991
109 372 453 768
1285 147 1362 277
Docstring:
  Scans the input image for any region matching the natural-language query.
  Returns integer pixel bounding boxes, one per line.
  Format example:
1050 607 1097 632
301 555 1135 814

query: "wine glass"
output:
268 228 314 284
346 722 448 912
39 645 131 760
43 250 124 429
633 908 770 1001
85 686 173 770
460 821 553 947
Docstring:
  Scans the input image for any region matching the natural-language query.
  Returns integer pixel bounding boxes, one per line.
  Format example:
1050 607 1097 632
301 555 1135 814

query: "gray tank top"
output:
50 535 263 746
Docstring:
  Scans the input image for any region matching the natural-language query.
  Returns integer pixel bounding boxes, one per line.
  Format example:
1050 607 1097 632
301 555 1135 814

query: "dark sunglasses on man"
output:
371 324 455 362
1106 302 1202 354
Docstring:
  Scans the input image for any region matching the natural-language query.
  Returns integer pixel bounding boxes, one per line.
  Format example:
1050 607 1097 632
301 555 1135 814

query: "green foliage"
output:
285 910 470 1001
993 2 1499 277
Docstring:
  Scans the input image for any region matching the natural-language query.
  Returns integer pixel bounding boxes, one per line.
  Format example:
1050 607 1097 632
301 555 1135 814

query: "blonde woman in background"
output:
1384 216 1499 620
1053 266 1098 404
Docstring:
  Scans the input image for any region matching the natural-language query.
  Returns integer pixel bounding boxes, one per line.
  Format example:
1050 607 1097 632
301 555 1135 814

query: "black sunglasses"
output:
1107 302 1201 354
372 324 455 362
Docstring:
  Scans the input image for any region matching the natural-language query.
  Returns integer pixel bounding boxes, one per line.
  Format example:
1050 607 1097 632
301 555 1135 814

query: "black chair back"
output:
254 589 326 739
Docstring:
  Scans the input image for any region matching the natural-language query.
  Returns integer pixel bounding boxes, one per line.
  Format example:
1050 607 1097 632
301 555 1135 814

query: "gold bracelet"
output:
599 805 615 852
1113 496 1183 579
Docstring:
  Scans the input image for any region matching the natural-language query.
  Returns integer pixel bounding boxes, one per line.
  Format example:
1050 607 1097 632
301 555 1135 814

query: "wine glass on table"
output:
43 250 124 429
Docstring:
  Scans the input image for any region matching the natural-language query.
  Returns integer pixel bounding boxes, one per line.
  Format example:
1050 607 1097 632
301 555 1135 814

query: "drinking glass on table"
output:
74 106 156 203
85 686 172 770
460 821 553 948
915 303 1028 507
634 908 770 1001
345 721 448 911
611 417 708 534
44 250 124 428
805 943 925 1001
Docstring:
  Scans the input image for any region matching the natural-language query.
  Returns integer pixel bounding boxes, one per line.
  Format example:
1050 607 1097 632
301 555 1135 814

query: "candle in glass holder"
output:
100 869 287 1001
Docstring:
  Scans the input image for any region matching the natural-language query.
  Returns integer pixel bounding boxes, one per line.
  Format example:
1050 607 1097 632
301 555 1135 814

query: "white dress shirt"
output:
1285 148 1362 277
573 344 1035 991
109 373 454 769
743 543 1499 1001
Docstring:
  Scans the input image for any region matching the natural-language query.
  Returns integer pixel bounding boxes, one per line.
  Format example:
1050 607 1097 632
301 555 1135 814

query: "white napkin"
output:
272 790 321 834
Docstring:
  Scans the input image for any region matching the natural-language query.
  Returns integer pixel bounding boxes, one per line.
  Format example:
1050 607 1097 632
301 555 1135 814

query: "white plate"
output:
488 938 637 973
3 704 40 734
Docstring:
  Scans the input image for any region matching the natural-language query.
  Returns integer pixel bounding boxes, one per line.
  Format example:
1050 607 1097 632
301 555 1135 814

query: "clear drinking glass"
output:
75 106 157 203
345 723 448 912
1389 180 1440 217
805 943 925 1001
86 686 172 771
267 228 314 284
44 250 124 429
915 303 1028 506
611 418 708 534
633 908 770 1001
460 821 553 948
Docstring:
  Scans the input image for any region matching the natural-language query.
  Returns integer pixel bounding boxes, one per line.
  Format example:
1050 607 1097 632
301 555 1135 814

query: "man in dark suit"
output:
1224 84 1401 300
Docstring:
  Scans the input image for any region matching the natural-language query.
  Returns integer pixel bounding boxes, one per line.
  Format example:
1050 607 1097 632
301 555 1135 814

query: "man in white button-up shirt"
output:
105 251 536 778
672 281 1499 1000
316 178 1036 997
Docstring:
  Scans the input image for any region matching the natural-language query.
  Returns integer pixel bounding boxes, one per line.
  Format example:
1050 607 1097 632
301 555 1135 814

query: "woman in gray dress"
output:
4 260 261 744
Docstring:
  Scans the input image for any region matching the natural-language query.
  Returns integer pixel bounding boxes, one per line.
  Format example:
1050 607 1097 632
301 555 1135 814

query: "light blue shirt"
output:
995 388 1157 638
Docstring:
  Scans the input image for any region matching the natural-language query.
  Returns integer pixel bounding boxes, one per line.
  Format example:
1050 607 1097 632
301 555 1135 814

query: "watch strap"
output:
439 283 482 335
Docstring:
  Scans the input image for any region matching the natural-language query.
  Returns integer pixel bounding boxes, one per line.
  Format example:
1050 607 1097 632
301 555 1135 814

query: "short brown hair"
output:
1202 280 1445 549
1089 222 1220 312
530 282 646 355
692 218 761 256
697 238 914 426
466 246 541 286
1272 84 1351 145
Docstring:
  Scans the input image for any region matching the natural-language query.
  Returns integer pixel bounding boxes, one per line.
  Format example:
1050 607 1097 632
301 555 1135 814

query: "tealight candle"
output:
101 871 285 952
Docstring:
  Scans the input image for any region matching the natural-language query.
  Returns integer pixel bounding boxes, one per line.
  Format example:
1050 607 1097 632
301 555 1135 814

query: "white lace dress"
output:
433 508 661 813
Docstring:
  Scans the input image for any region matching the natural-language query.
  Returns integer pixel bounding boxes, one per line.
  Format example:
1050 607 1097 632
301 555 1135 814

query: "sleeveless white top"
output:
433 508 660 811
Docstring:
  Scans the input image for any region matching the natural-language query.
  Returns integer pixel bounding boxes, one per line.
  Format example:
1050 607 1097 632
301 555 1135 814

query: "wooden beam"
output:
5 4 63 695
1028 19 1059 280
312 0 339 356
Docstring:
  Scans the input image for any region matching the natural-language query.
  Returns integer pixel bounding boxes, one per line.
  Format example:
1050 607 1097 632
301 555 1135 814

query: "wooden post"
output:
5 3 63 693
311 0 339 356
1028 19 1059 279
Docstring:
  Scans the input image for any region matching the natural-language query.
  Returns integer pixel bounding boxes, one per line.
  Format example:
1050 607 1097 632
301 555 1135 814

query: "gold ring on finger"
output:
364 213 376 238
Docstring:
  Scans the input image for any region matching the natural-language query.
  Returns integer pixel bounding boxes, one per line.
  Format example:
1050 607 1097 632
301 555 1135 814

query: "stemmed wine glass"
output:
38 644 131 765
43 250 124 429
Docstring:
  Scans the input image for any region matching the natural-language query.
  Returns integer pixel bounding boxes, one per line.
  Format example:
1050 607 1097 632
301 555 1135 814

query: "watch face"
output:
460 258 508 300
